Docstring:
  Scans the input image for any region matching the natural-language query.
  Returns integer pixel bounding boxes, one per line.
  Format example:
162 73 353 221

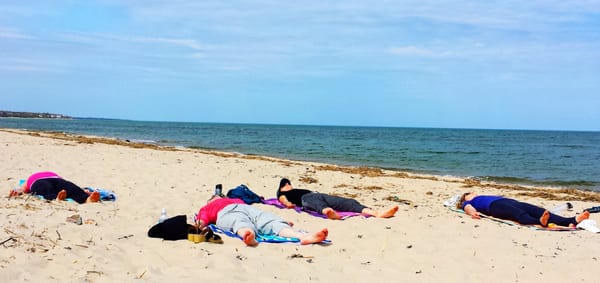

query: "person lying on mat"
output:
195 195 328 246
457 192 590 227
277 178 399 220
9 171 100 204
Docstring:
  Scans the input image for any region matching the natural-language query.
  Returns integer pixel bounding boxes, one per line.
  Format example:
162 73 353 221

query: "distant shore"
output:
0 110 71 119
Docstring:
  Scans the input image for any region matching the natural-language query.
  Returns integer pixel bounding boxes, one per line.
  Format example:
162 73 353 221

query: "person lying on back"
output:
196 195 328 246
277 178 398 220
456 192 589 227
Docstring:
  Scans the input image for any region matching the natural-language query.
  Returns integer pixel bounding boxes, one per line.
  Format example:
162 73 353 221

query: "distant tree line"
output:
0 110 71 119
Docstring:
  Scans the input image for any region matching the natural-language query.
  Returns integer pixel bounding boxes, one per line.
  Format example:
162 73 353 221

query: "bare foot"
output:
300 228 328 245
376 206 399 218
539 210 550 227
238 228 258 246
85 191 100 203
323 208 340 220
576 210 590 223
57 189 67 201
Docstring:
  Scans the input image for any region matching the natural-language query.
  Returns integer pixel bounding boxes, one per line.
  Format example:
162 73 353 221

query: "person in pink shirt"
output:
9 171 100 204
196 195 328 246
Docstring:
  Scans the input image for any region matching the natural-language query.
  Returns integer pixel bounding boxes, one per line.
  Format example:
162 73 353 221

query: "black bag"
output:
147 215 193 240
226 184 263 204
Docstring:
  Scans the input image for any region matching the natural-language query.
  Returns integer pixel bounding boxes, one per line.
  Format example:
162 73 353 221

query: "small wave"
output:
421 150 481 155
550 144 587 149
125 139 157 144
478 176 599 190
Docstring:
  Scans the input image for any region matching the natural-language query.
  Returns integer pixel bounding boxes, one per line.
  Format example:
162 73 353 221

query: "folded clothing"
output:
148 215 193 240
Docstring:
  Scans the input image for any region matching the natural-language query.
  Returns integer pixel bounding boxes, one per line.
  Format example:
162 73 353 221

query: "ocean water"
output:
1 118 599 191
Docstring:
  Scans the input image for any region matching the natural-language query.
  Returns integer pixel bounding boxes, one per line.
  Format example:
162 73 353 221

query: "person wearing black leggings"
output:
9 171 100 204
457 192 589 227
277 178 398 220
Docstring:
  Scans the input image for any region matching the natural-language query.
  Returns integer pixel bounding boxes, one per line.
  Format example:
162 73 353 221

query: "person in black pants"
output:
9 171 100 204
457 192 589 227
277 178 398 220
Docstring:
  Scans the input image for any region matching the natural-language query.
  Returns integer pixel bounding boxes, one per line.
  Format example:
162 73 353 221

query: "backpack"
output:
226 184 263 204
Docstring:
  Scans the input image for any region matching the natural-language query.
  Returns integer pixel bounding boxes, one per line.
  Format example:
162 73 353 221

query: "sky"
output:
1 1 599 131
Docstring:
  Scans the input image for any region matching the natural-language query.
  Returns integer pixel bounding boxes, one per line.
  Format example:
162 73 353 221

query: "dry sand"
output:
1 128 599 283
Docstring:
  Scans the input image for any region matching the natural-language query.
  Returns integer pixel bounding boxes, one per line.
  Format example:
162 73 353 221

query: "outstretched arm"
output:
278 195 295 208
463 204 481 219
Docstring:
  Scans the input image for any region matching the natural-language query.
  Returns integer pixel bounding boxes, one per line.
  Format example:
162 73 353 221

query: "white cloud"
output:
388 46 451 58
0 57 64 73
58 32 204 51
0 28 33 40
132 37 203 50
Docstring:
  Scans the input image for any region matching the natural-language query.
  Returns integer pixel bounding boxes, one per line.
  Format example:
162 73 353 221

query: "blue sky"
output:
1 1 599 131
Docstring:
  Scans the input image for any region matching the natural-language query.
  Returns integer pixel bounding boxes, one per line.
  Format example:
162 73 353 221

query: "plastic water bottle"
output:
215 184 223 197
549 202 573 214
158 208 168 223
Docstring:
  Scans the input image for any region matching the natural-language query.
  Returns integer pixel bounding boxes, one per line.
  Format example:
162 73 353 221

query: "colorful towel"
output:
208 224 331 244
85 187 117 201
262 198 366 220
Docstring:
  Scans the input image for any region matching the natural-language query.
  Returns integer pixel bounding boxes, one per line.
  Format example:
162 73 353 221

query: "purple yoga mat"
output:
262 198 367 220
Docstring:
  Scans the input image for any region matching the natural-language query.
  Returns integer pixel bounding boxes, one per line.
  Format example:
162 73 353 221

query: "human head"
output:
456 192 470 210
279 178 291 190
456 192 478 209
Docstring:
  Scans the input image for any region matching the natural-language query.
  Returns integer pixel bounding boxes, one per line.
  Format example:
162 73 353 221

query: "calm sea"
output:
2 118 599 191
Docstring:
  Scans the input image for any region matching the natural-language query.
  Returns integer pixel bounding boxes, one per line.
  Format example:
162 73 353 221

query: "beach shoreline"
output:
2 118 597 192
3 128 598 201
1 128 599 282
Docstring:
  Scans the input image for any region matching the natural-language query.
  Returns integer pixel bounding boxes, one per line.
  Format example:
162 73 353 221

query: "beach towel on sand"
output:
443 194 577 231
85 187 117 201
208 224 331 244
18 177 117 202
35 187 117 202
262 198 367 220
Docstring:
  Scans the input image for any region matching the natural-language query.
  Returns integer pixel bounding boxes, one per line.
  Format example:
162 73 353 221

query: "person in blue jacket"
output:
457 192 589 227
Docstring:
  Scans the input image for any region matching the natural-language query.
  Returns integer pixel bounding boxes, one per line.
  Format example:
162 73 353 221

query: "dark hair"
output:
456 192 469 209
279 178 291 189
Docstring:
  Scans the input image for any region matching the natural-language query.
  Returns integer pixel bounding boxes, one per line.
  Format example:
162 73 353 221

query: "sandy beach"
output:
1 128 599 283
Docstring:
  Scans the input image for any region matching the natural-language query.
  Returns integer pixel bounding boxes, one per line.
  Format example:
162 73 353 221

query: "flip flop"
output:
201 227 223 244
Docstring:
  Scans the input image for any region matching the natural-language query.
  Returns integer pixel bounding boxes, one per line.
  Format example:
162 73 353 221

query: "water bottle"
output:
215 184 223 197
549 202 573 214
158 208 168 223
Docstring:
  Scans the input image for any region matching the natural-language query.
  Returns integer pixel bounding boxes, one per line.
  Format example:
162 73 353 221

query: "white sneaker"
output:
576 219 600 233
